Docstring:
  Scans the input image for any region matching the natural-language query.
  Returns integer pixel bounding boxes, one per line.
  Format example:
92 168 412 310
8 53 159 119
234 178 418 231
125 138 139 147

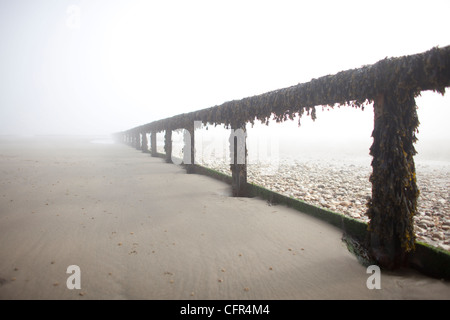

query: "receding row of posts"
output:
114 46 450 271
116 105 420 269
116 96 427 270
119 124 248 197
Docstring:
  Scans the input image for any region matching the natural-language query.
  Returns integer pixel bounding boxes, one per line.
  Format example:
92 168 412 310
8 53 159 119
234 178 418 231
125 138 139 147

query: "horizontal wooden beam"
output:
120 45 450 136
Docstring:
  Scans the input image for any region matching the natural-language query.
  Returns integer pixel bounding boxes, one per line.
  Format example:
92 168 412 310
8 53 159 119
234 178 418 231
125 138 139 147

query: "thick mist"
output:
0 0 449 153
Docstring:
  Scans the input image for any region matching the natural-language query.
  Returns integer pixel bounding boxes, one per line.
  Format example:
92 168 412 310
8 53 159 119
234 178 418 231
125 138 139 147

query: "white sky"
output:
0 0 449 152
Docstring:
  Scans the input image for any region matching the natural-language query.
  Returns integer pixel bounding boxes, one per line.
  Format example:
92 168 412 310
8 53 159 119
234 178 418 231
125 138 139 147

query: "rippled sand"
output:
1 136 449 299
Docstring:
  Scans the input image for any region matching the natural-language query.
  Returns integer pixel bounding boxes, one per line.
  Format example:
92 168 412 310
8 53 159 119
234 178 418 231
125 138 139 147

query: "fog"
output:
0 0 449 160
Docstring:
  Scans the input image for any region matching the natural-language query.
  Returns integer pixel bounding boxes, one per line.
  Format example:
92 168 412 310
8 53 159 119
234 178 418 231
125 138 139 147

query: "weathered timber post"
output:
367 91 419 269
183 123 196 174
150 131 157 157
229 123 248 197
129 132 134 147
141 132 149 153
133 133 138 148
131 132 136 148
164 129 172 163
135 132 141 150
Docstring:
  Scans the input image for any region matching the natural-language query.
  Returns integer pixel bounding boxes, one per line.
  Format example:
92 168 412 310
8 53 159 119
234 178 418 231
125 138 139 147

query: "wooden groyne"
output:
114 46 450 272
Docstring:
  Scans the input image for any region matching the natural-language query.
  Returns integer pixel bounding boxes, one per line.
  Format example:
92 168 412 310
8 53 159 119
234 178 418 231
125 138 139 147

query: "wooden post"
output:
164 129 172 163
367 91 419 269
141 132 149 153
130 132 134 148
229 123 247 197
135 132 141 150
184 123 196 174
150 131 157 157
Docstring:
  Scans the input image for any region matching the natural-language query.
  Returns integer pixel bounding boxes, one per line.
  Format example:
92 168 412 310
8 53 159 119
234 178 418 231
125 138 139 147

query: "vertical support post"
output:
151 131 157 157
229 123 247 197
135 132 141 150
164 129 172 163
184 122 197 174
141 132 149 153
131 133 136 148
367 91 419 269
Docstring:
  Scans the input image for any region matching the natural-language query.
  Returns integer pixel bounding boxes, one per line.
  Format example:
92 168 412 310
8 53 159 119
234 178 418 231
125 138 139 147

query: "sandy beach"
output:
1 136 449 300
192 128 450 252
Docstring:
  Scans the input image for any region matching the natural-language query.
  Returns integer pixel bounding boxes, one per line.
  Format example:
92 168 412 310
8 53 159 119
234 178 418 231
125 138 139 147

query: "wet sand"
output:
204 156 450 251
0 136 449 299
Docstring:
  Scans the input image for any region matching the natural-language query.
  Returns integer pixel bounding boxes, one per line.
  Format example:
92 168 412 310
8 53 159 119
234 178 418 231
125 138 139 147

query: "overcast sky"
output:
0 0 449 151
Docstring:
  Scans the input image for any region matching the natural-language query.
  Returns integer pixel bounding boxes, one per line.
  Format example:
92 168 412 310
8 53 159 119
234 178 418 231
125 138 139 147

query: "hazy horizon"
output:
1 0 449 159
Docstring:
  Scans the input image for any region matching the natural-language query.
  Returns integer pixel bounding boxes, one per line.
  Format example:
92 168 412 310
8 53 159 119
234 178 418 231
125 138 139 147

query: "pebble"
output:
204 157 450 252
432 232 445 240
